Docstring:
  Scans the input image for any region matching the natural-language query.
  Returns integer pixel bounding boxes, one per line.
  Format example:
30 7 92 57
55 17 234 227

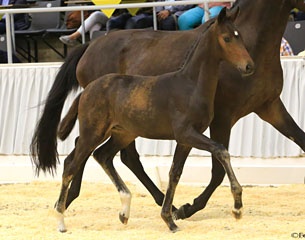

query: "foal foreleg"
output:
175 121 230 220
161 144 191 232
177 130 242 219
212 146 243 219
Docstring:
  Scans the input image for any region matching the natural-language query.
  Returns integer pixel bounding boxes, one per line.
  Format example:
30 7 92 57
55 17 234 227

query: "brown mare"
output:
31 0 305 222
53 7 254 232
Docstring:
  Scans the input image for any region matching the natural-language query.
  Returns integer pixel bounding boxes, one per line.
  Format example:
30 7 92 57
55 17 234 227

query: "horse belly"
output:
115 109 175 140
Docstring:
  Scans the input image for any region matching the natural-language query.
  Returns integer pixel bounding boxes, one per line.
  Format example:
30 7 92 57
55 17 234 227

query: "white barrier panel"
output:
0 58 305 157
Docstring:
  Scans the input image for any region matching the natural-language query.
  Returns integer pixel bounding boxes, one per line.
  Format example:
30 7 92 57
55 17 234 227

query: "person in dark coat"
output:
0 0 30 34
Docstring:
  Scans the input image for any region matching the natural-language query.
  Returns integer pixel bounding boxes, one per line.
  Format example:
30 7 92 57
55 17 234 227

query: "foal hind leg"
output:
55 140 93 232
65 137 87 209
93 134 135 225
65 159 87 208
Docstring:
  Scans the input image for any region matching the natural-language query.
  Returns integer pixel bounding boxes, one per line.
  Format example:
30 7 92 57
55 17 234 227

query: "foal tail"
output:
30 43 89 175
58 93 81 141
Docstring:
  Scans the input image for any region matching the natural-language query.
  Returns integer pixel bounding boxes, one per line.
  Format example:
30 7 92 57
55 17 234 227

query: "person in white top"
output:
59 11 108 46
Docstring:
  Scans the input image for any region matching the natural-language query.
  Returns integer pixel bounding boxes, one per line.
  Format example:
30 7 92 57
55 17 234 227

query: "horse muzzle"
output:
240 62 255 77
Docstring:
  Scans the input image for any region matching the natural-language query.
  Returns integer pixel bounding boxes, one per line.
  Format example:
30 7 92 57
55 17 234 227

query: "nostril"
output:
246 64 254 73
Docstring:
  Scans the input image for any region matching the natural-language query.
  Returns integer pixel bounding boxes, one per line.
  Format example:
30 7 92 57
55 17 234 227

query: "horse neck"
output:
180 25 220 98
235 0 292 58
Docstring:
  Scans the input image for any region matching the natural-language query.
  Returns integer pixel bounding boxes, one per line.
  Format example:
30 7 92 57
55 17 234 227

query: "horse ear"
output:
217 7 228 24
228 6 240 22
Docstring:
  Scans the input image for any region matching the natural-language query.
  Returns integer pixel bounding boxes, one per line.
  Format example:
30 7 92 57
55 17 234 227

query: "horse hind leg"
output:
65 137 87 209
120 141 177 211
93 134 135 225
54 137 96 232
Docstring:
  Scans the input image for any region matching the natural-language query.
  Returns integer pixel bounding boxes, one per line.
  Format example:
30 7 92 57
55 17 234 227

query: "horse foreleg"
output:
256 97 305 151
120 141 177 211
161 144 191 233
93 135 135 225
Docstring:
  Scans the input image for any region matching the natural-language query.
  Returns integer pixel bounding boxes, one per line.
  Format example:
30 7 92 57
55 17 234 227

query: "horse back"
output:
76 28 201 88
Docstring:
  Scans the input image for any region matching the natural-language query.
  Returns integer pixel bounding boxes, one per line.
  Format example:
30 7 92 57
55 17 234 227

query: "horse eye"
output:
224 37 231 43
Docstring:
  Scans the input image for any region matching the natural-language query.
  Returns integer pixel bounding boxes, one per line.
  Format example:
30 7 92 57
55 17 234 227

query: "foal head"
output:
214 7 255 76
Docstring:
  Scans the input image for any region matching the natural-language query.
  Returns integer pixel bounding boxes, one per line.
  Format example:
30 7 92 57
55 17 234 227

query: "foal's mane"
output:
178 20 216 71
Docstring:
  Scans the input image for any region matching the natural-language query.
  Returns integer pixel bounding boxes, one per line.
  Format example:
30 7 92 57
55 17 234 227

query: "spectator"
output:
291 9 305 21
0 49 21 63
155 0 194 30
280 37 294 56
295 11 305 21
0 0 30 34
178 2 231 30
59 11 108 46
106 5 154 32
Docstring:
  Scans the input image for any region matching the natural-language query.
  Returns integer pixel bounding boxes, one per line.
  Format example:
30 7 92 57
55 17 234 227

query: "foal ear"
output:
217 7 228 24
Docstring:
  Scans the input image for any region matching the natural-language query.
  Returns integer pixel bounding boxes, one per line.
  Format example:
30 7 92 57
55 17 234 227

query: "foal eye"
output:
224 37 231 43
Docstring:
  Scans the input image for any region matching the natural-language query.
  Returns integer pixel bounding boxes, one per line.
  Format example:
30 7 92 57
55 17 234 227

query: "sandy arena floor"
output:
0 181 305 240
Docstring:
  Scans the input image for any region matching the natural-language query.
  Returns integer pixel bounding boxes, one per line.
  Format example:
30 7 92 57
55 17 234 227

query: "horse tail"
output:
30 43 89 175
58 93 82 141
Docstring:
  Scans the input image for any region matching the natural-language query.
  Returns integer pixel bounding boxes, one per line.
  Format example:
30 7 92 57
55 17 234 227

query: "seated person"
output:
155 0 194 30
59 11 108 46
106 6 153 32
178 1 231 30
280 37 294 56
0 0 30 34
295 11 305 21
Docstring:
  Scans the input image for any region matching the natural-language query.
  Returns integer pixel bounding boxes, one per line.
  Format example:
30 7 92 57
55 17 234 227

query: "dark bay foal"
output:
54 7 254 232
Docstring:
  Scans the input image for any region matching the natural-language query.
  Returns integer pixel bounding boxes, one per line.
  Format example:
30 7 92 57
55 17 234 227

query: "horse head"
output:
216 7 255 77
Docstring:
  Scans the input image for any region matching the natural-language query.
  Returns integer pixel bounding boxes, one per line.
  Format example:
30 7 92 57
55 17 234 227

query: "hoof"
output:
58 227 67 233
173 204 190 220
170 225 180 233
119 213 129 225
232 208 243 219
54 209 67 233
